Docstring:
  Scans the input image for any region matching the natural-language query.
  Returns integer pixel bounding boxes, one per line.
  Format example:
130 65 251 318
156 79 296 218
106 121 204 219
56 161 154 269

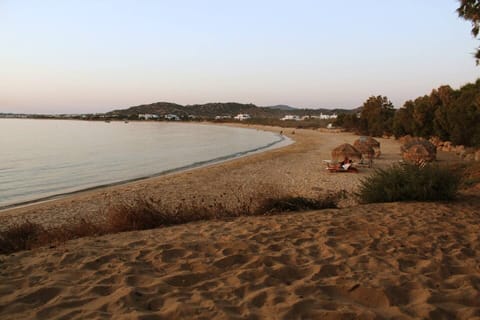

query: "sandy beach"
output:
1 125 479 319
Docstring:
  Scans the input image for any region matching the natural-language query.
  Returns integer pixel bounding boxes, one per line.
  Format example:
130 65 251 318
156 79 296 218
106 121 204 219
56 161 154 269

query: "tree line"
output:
334 79 480 147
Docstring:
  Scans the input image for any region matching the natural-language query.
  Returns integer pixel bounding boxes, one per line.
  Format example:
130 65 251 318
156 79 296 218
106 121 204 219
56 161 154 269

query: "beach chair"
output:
324 160 358 173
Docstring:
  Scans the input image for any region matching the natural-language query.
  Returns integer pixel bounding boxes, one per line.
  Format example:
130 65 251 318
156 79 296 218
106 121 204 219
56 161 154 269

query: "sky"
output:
1 0 479 114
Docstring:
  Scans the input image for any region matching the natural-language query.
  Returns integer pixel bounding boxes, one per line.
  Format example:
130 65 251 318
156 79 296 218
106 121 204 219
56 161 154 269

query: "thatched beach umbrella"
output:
354 136 381 158
402 144 436 163
401 138 437 155
354 136 380 148
331 143 362 161
354 143 375 158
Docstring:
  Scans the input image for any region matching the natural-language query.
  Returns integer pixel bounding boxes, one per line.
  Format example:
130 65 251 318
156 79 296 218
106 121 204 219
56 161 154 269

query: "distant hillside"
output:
107 101 354 119
262 104 297 111
108 102 185 116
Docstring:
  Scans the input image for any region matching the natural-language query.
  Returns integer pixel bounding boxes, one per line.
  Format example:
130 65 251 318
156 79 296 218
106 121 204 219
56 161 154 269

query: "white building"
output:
234 114 251 121
165 114 181 121
215 115 232 120
281 115 302 121
318 113 338 120
138 114 160 120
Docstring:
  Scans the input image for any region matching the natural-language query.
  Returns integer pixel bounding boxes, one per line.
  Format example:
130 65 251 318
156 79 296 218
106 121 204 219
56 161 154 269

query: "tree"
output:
334 113 360 132
431 85 456 140
392 100 415 138
359 96 395 137
411 95 438 137
457 0 480 63
445 80 480 146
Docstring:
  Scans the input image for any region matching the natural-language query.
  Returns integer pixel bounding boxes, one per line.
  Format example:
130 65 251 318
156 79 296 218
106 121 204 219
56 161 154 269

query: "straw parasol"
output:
354 143 375 158
331 143 362 161
401 137 437 155
354 136 380 148
354 136 381 158
402 143 436 163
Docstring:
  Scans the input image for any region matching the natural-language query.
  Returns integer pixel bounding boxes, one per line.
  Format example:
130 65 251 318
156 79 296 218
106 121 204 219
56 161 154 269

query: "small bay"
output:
0 119 287 208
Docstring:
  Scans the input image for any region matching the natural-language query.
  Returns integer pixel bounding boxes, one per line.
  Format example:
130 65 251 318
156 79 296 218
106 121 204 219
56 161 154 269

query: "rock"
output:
429 136 442 147
475 150 480 161
465 153 475 161
455 145 465 154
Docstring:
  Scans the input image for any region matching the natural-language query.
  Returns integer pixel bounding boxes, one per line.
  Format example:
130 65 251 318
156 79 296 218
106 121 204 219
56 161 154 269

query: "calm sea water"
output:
0 119 287 208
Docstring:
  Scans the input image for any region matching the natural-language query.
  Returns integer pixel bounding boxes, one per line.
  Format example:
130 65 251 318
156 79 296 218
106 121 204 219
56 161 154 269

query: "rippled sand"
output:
1 200 480 319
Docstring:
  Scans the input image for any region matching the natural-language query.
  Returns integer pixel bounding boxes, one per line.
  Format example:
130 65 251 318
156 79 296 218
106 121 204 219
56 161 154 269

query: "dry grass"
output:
0 189 341 255
258 194 339 214
0 221 45 254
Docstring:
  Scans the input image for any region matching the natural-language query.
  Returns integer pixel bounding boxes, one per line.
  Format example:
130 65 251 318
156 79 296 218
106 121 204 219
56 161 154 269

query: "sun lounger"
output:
324 160 358 173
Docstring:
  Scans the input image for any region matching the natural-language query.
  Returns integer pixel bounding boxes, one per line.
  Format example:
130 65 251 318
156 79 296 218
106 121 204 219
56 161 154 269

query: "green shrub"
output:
356 163 461 203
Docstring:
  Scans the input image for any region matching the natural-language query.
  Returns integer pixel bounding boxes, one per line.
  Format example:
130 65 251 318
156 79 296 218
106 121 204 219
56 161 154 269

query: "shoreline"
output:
0 126 292 212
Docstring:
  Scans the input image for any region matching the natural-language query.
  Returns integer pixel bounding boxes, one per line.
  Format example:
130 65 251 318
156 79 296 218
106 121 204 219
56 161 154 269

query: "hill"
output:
262 104 297 111
107 101 354 119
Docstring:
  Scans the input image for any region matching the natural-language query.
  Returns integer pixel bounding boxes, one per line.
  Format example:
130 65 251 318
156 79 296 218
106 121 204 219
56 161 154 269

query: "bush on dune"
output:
104 191 340 232
0 190 340 255
0 221 44 254
258 194 339 214
356 163 462 203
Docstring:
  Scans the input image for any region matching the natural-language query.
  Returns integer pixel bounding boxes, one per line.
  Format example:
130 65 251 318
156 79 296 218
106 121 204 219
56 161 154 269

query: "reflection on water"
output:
0 119 285 208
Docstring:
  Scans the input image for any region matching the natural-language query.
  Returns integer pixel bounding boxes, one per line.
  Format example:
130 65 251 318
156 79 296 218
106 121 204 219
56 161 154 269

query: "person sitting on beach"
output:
337 157 352 170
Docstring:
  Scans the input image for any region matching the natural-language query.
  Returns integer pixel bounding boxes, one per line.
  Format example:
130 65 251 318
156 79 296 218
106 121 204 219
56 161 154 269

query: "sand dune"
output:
1 200 480 319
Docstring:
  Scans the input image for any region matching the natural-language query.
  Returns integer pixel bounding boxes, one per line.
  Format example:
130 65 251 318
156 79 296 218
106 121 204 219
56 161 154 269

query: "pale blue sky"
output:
1 0 479 113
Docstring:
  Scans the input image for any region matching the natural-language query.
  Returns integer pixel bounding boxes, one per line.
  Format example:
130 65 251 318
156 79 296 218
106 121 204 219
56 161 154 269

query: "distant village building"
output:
164 114 181 121
314 113 338 120
215 115 232 120
138 114 160 120
234 114 251 121
281 115 302 121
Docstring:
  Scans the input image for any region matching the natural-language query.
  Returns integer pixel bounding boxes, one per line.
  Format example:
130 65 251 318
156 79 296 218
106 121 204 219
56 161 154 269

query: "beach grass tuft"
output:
356 163 462 203
258 194 339 214
0 221 45 254
0 189 340 255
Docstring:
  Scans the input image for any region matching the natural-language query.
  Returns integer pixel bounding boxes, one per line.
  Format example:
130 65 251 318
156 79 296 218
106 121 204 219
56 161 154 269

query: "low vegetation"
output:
356 163 462 203
258 195 339 214
0 190 341 255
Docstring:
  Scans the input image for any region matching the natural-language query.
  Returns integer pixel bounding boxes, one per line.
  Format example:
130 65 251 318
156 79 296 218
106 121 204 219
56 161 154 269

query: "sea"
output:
0 119 289 209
